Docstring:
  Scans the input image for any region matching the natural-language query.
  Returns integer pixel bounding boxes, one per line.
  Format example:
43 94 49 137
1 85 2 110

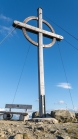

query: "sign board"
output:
5 104 32 109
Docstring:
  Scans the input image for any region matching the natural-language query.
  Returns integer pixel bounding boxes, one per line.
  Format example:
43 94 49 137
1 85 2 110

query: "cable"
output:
44 14 78 41
44 15 78 50
0 27 16 45
0 21 22 46
0 8 24 46
57 42 75 111
64 39 78 50
12 44 31 104
44 15 78 51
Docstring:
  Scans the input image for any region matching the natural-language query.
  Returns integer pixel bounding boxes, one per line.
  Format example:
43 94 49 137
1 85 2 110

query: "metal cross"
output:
13 8 63 117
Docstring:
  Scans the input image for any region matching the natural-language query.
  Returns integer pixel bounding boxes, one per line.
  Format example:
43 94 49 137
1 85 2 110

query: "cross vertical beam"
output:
38 8 45 117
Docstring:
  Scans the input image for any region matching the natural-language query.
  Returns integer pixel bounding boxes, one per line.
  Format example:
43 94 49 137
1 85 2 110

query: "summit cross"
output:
13 8 63 117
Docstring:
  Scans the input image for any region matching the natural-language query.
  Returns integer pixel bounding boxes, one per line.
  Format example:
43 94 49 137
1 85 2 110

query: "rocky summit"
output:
0 119 78 139
0 110 78 139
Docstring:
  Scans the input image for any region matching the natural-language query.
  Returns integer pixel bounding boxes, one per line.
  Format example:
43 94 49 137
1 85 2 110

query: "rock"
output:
50 129 56 134
0 137 6 139
65 136 70 139
51 110 76 123
17 125 19 127
24 115 29 121
56 135 70 139
0 131 6 138
75 113 78 121
8 128 12 133
13 133 23 139
19 114 29 121
23 133 30 139
0 135 5 138
36 126 45 131
32 111 39 118
32 117 58 124
27 125 34 130
48 118 58 124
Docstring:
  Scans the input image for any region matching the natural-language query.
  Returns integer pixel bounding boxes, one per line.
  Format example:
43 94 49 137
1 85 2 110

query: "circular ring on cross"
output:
22 16 56 48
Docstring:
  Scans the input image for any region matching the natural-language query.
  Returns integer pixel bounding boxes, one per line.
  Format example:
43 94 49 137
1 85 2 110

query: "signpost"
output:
13 8 63 117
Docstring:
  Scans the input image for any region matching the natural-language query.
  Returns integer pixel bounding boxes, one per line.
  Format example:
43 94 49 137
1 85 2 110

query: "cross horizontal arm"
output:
13 20 64 40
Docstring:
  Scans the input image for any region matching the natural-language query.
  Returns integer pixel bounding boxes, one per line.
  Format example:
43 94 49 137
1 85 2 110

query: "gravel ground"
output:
0 120 78 139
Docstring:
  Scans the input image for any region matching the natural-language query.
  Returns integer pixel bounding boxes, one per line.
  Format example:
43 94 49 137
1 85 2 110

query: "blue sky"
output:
0 0 78 112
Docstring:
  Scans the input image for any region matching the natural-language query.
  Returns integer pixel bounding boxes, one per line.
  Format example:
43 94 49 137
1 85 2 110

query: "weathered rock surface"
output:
75 113 78 121
51 110 76 123
32 111 39 118
0 110 78 139
32 117 58 124
0 119 78 139
13 133 23 139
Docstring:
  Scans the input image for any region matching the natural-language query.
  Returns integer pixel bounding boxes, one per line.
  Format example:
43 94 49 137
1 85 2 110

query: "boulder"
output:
32 111 39 118
51 110 76 123
13 134 23 139
75 113 78 121
24 115 29 121
19 114 29 121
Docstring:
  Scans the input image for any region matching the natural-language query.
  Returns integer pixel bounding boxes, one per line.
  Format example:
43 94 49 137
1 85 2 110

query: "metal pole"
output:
37 8 46 117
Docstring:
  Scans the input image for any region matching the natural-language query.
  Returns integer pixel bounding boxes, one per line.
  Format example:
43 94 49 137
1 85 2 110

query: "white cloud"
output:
0 14 12 22
0 25 16 36
1 26 12 31
54 100 68 109
58 100 65 104
56 83 72 89
54 100 65 104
